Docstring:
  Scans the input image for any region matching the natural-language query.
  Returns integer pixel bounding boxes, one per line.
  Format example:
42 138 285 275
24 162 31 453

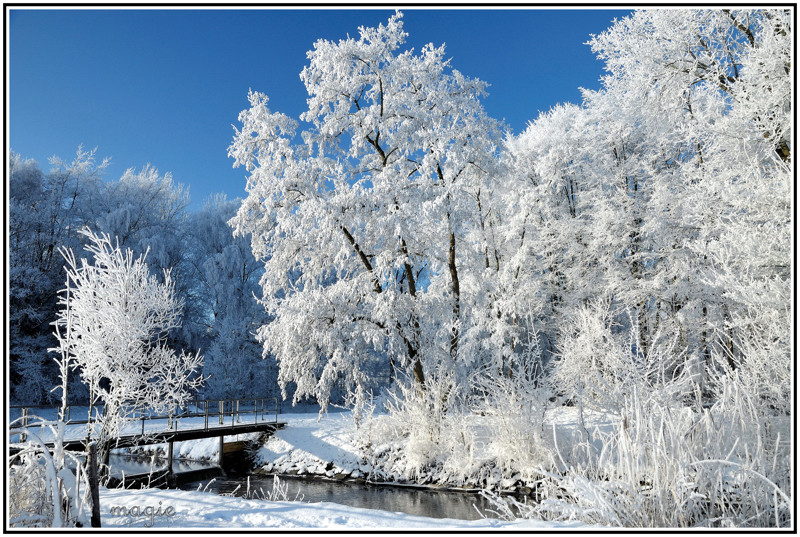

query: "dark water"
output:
103 450 502 521
108 454 212 478
182 474 499 521
63 453 212 478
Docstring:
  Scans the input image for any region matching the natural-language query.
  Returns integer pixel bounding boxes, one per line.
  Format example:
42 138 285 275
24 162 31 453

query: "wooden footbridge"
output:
9 398 286 486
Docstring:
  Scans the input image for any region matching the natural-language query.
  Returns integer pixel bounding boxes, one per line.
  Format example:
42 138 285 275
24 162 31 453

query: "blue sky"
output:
9 8 631 210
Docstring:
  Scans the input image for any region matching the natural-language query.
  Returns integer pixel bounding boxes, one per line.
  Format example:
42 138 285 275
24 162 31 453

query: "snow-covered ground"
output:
99 486 588 529
251 407 617 490
253 411 363 477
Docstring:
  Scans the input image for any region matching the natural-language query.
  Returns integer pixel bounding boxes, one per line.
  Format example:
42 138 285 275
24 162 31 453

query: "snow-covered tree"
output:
229 11 504 409
582 8 792 402
9 148 107 403
89 164 195 348
184 194 271 399
503 9 791 408
52 228 204 468
9 151 196 405
480 12 791 526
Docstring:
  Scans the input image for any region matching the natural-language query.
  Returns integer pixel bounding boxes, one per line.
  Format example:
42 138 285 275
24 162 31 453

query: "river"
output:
107 451 504 521
180 474 501 521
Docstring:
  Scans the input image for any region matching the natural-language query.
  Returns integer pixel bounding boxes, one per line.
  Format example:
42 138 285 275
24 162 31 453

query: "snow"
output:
251 407 619 487
253 411 361 473
7 8 791 531
86 408 600 529
99 486 587 529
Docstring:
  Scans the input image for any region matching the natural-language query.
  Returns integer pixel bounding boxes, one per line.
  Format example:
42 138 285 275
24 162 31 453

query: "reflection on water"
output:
64 451 501 521
182 474 498 521
108 454 214 478
63 452 215 478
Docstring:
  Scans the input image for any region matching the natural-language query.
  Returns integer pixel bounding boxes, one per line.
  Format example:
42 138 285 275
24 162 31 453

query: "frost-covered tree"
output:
89 164 195 348
53 228 204 468
501 103 597 360
229 11 504 409
486 11 791 525
9 148 107 403
9 152 201 404
184 195 271 399
504 9 791 407
583 8 792 401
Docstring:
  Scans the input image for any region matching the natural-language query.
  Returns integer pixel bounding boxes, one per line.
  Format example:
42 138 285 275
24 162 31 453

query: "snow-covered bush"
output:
552 299 685 415
53 228 204 468
357 372 480 484
469 334 551 479
9 419 91 528
485 348 791 527
358 358 555 490
492 276 790 527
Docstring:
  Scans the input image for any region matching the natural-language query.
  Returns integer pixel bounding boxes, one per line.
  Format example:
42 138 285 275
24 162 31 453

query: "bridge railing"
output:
157 397 281 433
9 397 280 438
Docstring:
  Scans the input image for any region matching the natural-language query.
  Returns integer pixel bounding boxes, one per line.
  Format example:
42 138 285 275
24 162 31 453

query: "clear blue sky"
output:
9 8 631 210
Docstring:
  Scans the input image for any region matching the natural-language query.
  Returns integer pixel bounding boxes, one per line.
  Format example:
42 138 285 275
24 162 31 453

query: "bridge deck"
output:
10 421 286 454
73 421 286 451
9 398 286 455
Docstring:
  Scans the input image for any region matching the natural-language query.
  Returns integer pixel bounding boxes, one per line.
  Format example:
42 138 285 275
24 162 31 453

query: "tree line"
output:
9 150 270 403
229 9 791 418
10 9 791 422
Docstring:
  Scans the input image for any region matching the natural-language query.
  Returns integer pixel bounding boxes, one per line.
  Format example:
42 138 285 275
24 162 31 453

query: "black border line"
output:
3 2 797 535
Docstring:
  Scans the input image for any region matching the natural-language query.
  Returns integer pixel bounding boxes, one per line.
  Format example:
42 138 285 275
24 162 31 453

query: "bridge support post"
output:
20 408 28 442
218 435 224 467
167 440 174 480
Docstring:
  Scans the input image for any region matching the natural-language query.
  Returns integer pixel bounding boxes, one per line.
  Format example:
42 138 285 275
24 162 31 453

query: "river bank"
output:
50 406 601 528
106 403 615 499
249 406 616 497
99 407 599 528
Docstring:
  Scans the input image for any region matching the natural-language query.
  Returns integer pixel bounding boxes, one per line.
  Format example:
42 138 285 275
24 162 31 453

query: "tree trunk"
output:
400 239 425 386
638 300 648 359
448 227 460 362
410 348 425 387
342 224 426 389
87 442 101 528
